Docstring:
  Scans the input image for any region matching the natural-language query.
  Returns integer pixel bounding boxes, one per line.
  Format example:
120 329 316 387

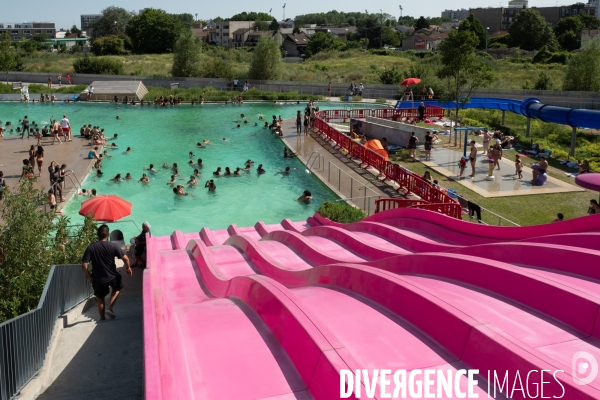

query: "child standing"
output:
515 155 523 179
459 156 467 178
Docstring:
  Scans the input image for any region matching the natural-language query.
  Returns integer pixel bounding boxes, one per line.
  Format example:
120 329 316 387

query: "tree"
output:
458 14 487 49
305 32 344 56
172 30 202 77
170 13 194 29
230 12 273 22
415 16 429 30
577 13 600 30
563 42 600 91
249 35 282 80
253 21 270 31
126 8 185 54
90 6 133 39
91 35 126 55
437 30 494 145
555 17 583 51
381 26 400 47
70 24 82 37
0 32 17 83
378 66 403 84
270 18 280 31
508 9 557 51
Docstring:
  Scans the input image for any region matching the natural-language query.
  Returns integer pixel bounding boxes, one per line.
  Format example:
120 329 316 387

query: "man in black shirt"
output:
82 225 132 320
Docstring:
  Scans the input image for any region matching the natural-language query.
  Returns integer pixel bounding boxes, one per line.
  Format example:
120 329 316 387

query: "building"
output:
402 32 448 51
471 3 596 32
231 28 253 47
278 18 295 29
314 26 357 40
441 9 471 21
0 22 55 40
80 14 101 37
208 21 253 47
508 0 528 8
582 28 600 47
282 33 310 56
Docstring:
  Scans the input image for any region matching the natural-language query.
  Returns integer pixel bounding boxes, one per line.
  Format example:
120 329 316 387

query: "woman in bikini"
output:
28 145 37 172
492 143 503 171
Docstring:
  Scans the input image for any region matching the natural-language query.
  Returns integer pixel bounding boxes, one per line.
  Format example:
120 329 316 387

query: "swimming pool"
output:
0 101 376 239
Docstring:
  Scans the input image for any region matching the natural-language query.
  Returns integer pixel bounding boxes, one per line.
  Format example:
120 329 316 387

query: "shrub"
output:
378 66 403 84
73 54 124 75
375 98 388 103
0 180 97 322
317 201 367 224
91 35 127 56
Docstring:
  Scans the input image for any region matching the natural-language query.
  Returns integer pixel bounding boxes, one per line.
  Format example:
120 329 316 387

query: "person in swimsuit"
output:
482 130 491 155
492 143 503 170
469 140 478 178
205 180 216 192
257 164 266 174
51 120 62 145
110 174 123 182
224 167 232 176
213 167 222 176
21 116 30 138
297 190 313 202
406 132 419 159
424 132 433 161
532 158 548 181
303 113 309 135
28 145 36 171
139 174 150 183
125 173 133 180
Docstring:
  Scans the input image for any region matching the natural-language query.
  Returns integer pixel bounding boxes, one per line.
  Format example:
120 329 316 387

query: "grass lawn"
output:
389 146 595 226
16 50 567 90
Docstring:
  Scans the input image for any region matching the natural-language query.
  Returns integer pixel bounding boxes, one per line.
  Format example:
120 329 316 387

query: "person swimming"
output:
193 169 201 177
103 150 111 158
233 167 242 176
139 173 149 183
213 167 222 176
173 185 187 196
110 143 118 148
245 159 254 165
297 190 313 202
125 147 133 154
257 164 266 174
172 163 179 175
197 158 203 167
283 148 296 158
96 169 103 178
167 175 178 185
189 151 195 158
144 164 157 173
187 175 198 186
203 139 210 144
237 124 240 129
162 163 170 169
276 167 296 175
224 167 232 176
110 173 122 182
188 160 195 166
125 173 132 180
205 179 216 192
196 142 203 148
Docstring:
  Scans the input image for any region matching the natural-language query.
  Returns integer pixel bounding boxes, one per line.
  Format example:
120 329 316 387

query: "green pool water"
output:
0 101 376 239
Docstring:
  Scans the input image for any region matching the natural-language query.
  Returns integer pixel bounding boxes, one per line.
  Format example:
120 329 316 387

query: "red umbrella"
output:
79 195 132 222
400 78 421 86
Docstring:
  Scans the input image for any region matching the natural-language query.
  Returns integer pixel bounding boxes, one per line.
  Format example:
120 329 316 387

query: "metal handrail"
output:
306 151 324 171
0 265 91 400
64 170 83 190
455 195 520 226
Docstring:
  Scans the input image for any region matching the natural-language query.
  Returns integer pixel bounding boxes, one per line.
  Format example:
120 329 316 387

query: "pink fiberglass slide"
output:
144 208 600 399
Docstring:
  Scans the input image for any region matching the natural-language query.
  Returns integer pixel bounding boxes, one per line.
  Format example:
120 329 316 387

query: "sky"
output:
2 0 568 30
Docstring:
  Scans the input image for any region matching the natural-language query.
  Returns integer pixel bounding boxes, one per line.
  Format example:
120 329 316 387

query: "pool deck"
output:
0 129 97 213
419 146 583 198
279 119 403 213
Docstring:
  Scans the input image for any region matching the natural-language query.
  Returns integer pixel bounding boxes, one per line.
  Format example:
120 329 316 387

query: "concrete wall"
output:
352 117 430 147
5 71 600 110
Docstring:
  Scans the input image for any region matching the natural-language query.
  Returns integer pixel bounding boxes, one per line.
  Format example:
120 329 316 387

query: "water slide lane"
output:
188 237 599 397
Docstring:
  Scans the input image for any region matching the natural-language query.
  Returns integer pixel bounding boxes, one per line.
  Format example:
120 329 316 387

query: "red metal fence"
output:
374 199 462 220
314 108 461 219
319 106 445 122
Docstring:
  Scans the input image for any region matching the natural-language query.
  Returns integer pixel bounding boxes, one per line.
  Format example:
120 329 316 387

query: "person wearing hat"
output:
132 222 151 268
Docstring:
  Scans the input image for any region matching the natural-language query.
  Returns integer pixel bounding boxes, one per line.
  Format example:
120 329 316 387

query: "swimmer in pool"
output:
103 150 111 158
125 173 133 180
233 167 242 176
205 179 216 192
224 167 232 176
283 148 297 158
173 186 186 196
237 125 240 129
172 163 179 175
110 143 118 148
197 159 203 167
189 152 195 158
110 134 118 140
144 164 157 173
257 164 266 174
139 173 149 183
276 167 296 175
96 169 104 178
188 160 195 166
125 147 133 154
203 139 210 144
196 142 203 148
162 163 170 169
213 167 222 176
110 173 123 182
297 190 313 202
187 175 198 186
193 169 201 177
166 175 179 185
245 159 255 166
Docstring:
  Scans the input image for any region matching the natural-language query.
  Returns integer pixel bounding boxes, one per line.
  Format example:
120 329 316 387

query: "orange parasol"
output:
79 195 132 222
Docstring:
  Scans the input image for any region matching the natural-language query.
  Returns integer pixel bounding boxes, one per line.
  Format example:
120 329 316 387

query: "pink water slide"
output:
144 209 600 399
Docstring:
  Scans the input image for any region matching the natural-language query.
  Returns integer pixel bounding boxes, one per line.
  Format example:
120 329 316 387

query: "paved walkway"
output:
0 127 97 213
419 146 583 198
35 261 143 400
279 119 403 215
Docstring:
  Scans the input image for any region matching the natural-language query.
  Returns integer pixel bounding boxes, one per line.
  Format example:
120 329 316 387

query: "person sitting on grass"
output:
588 199 600 214
554 213 564 222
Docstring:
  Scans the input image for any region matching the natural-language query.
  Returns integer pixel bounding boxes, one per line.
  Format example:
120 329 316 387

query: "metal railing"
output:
307 151 324 171
0 265 91 400
327 161 381 215
455 195 520 227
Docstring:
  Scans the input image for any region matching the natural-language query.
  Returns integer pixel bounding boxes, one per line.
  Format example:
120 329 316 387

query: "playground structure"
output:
395 97 600 156
143 208 600 399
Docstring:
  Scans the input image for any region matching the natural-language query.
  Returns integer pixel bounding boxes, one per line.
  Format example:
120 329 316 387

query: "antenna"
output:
283 3 286 21
399 5 403 25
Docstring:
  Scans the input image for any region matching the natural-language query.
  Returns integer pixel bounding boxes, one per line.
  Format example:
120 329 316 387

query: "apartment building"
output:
0 22 56 40
441 9 471 21
81 14 102 37
208 21 253 47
